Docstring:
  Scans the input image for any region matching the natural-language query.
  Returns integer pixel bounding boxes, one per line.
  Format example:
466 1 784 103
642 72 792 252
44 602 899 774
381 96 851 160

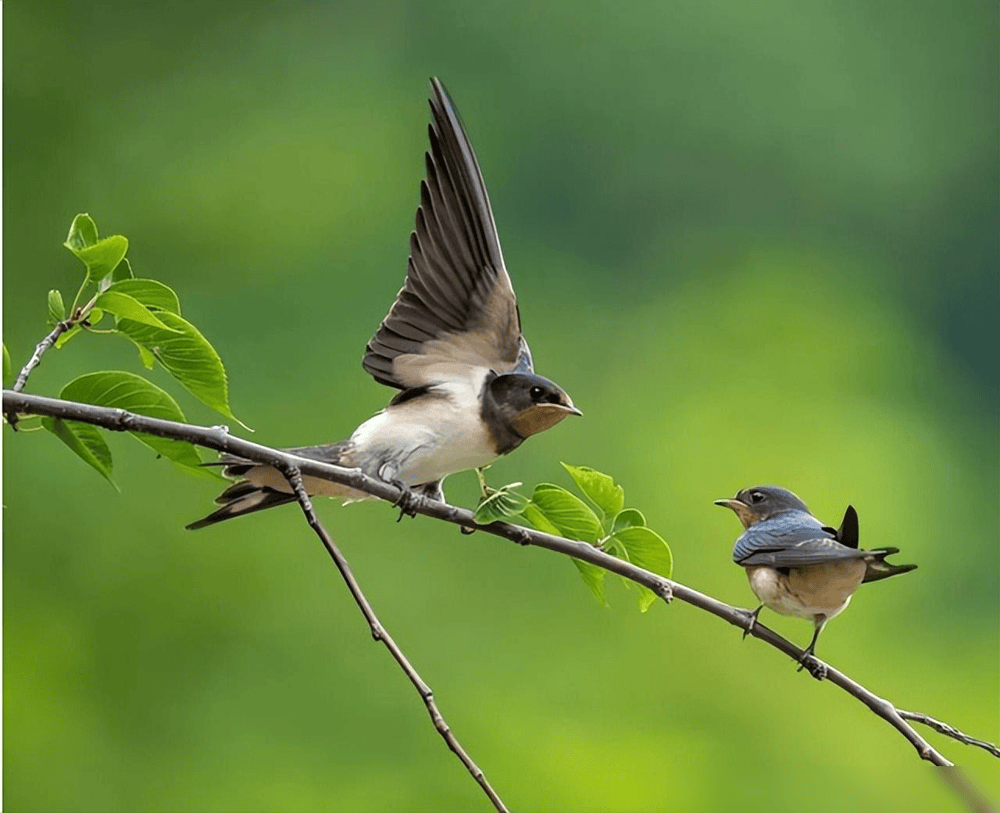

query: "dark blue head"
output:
487 372 581 438
714 486 810 529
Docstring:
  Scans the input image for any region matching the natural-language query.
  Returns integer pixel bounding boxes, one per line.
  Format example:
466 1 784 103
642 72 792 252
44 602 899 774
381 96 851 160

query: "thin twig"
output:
5 321 72 428
900 711 1000 758
276 462 510 813
4 390 997 809
11 321 70 393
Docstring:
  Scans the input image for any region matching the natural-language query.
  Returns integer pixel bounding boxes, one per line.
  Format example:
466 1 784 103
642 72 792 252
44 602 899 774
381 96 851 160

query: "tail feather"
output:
199 454 257 479
186 484 297 530
187 441 353 530
863 548 918 583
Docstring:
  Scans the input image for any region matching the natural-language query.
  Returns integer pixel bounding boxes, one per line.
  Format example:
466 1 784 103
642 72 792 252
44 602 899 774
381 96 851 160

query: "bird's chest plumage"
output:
348 382 498 486
746 560 867 622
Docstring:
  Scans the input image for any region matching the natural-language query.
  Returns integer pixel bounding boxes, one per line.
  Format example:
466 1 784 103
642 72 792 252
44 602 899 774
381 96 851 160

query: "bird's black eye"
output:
529 386 545 401
750 491 765 504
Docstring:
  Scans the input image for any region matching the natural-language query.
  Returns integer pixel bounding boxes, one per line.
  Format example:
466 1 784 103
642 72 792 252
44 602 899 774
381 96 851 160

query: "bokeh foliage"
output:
3 2 997 811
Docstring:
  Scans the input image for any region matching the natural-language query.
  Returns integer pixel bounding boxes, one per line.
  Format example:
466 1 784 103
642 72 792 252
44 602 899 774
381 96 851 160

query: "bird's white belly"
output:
350 391 498 487
396 429 498 485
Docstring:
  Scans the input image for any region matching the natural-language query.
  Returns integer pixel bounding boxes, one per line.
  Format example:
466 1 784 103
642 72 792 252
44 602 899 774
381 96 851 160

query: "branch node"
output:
799 655 828 681
115 409 136 431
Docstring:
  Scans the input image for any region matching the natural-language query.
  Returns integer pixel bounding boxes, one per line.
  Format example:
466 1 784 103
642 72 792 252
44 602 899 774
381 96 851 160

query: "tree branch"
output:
5 389 997 810
3 388 508 812
276 462 510 812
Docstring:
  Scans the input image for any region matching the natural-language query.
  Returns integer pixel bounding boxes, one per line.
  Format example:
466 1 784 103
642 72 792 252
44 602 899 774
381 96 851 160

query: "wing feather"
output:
733 513 868 568
363 78 528 389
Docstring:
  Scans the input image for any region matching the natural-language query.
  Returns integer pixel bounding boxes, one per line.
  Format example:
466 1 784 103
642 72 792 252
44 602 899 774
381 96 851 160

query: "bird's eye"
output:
529 386 545 400
750 491 765 504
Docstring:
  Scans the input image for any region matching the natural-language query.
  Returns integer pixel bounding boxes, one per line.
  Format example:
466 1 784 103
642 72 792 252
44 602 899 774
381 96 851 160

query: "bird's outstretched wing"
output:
363 78 532 390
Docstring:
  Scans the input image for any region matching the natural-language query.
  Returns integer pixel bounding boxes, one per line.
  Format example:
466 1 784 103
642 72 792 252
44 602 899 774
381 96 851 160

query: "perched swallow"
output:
715 486 916 670
187 79 580 531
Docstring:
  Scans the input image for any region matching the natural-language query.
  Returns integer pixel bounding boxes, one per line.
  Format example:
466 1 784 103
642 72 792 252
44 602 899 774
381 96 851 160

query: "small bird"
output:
187 79 580 530
715 486 916 672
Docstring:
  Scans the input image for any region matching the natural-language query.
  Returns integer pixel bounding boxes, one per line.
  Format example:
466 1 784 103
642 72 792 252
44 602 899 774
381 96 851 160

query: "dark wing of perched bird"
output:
732 513 872 568
363 77 533 391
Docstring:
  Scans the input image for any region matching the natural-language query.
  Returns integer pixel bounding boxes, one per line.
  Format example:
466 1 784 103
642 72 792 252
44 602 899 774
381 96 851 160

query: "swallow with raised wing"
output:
715 486 916 672
188 79 580 530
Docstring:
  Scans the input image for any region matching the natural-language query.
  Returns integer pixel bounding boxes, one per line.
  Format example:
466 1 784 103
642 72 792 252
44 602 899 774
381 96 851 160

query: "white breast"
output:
349 375 499 487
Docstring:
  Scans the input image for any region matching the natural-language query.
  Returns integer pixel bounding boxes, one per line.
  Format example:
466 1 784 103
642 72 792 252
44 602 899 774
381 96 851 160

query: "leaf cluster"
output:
475 463 673 611
4 214 244 487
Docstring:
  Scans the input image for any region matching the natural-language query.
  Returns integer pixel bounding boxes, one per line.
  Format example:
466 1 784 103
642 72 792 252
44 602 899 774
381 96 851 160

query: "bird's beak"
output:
509 401 581 437
714 498 744 511
714 497 754 529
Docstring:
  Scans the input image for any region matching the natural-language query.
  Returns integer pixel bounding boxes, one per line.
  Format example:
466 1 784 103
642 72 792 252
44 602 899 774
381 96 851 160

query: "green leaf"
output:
59 371 203 471
107 278 180 314
71 235 129 281
117 311 246 427
560 462 625 524
42 416 118 489
612 526 672 577
519 502 563 536
3 343 12 384
47 289 66 324
572 559 608 606
87 307 105 327
112 258 134 281
526 483 603 543
610 526 673 612
64 213 99 251
636 588 658 613
473 483 529 524
54 325 83 349
612 508 647 533
64 214 128 281
136 344 156 369
95 290 178 331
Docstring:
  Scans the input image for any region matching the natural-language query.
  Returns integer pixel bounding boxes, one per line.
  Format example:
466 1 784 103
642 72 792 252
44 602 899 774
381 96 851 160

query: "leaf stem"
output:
68 273 91 318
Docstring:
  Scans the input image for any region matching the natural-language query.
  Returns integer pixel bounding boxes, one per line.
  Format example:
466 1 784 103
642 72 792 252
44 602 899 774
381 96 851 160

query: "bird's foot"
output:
797 652 827 680
391 480 425 521
741 606 763 640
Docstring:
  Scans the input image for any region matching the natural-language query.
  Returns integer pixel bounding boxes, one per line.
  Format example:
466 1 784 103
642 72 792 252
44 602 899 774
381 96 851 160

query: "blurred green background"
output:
4 2 997 811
